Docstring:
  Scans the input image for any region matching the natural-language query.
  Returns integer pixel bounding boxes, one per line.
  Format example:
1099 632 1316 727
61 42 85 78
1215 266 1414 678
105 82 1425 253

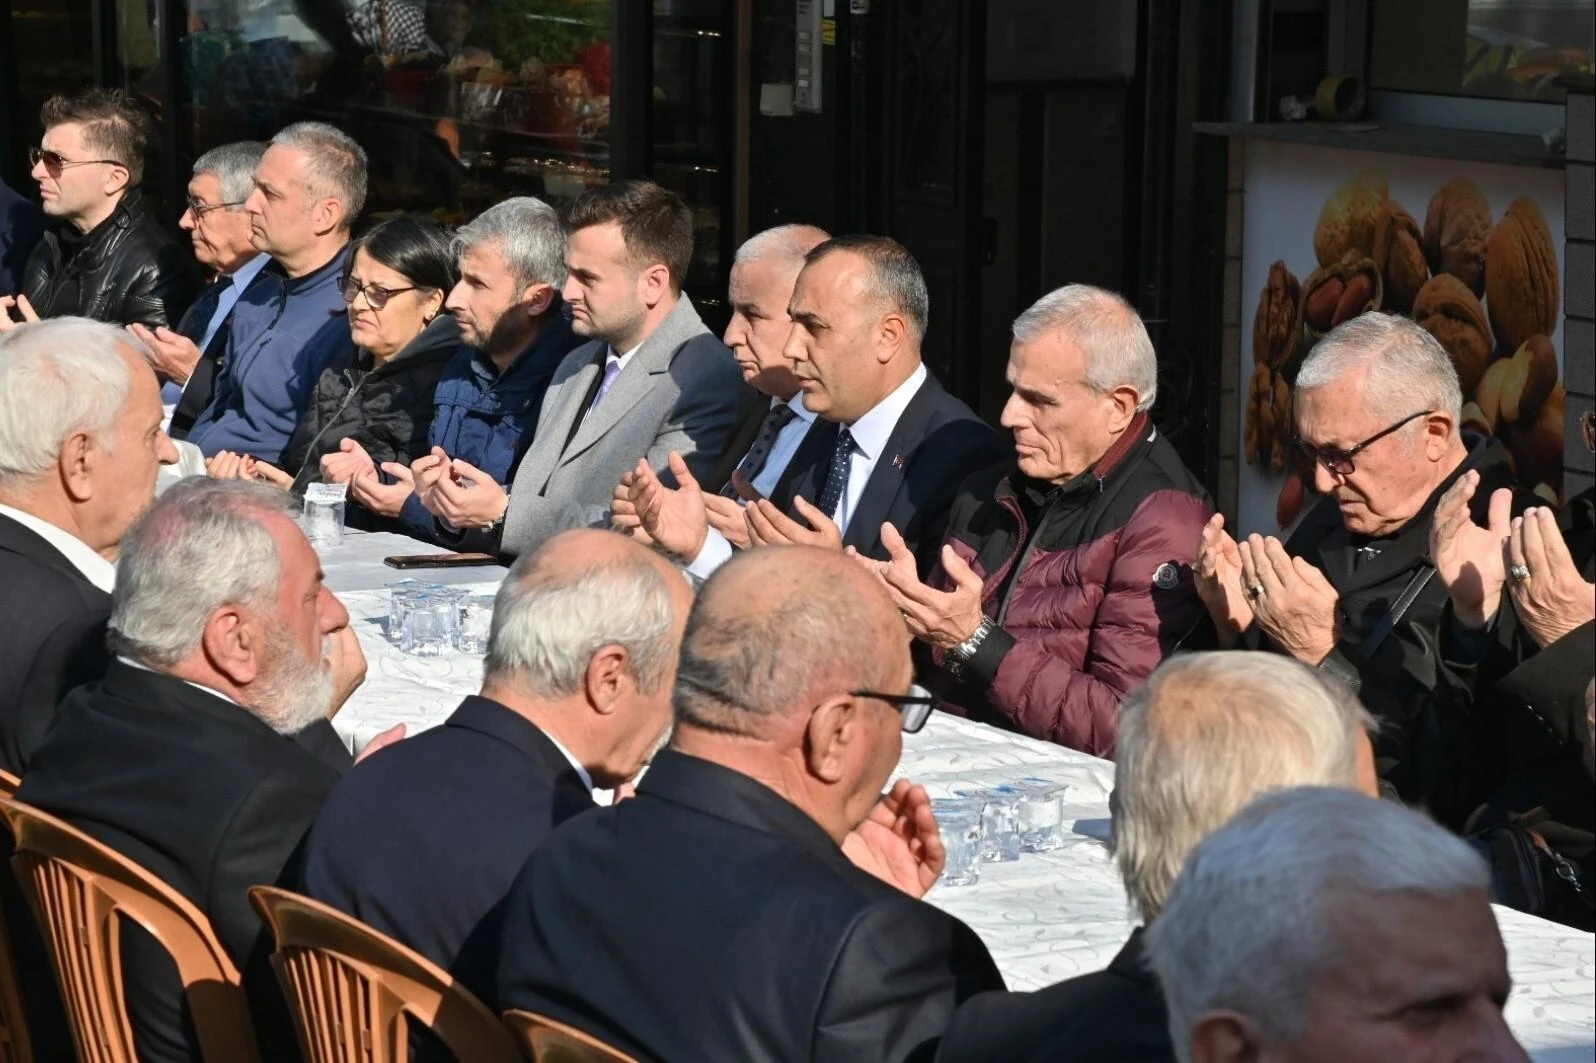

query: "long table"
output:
321 531 1596 1061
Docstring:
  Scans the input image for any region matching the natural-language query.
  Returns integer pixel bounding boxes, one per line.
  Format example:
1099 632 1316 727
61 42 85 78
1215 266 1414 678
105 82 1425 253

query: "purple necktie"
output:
588 357 623 415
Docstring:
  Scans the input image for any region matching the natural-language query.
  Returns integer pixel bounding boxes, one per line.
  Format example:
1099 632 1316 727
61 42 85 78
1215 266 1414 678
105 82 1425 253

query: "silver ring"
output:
1248 583 1266 599
1509 563 1531 583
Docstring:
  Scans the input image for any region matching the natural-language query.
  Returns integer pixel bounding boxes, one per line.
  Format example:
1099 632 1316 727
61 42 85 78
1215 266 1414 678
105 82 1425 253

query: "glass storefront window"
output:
1370 0 1594 102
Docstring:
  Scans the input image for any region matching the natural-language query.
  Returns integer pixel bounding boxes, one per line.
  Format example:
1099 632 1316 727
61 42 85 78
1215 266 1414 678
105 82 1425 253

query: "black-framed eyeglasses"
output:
852 684 939 734
30 146 124 175
1293 410 1433 478
185 197 245 218
340 276 420 310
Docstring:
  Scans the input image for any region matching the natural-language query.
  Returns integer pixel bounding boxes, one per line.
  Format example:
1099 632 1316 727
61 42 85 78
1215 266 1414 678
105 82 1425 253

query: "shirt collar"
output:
785 392 819 423
606 341 644 372
227 252 271 290
540 726 595 791
0 503 116 592
115 654 245 708
846 362 926 460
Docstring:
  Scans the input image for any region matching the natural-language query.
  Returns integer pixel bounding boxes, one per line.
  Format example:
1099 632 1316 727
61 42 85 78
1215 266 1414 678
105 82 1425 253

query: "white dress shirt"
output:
0 503 116 593
832 362 927 533
686 392 817 580
162 252 271 405
542 727 595 791
117 654 247 709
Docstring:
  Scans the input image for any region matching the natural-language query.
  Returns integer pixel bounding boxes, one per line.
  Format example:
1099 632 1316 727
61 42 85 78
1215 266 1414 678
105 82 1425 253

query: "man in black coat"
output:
498 545 1005 1062
303 528 691 1008
735 235 1009 574
17 478 367 1063
936 651 1378 1063
1195 314 1535 827
0 317 178 774
3 89 197 331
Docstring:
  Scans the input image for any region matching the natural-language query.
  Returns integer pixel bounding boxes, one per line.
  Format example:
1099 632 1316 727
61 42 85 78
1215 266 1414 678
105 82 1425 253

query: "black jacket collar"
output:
46 187 146 272
639 749 852 871
98 658 308 744
445 694 591 790
1107 926 1155 984
0 511 103 593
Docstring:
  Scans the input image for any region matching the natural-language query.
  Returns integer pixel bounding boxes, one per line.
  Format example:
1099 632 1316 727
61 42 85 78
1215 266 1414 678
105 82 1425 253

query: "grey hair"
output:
483 541 678 698
0 318 140 489
1011 284 1159 411
108 478 299 668
1144 786 1491 1062
1111 652 1374 922
192 141 266 208
453 197 567 290
269 122 368 227
734 224 830 270
1296 313 1464 423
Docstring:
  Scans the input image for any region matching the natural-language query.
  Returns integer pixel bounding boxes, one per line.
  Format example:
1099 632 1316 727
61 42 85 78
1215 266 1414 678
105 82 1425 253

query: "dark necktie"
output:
176 278 226 347
722 403 799 498
816 427 855 519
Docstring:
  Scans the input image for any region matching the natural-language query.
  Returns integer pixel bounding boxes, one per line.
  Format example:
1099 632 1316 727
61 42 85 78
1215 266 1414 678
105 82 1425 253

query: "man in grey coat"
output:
413 180 757 557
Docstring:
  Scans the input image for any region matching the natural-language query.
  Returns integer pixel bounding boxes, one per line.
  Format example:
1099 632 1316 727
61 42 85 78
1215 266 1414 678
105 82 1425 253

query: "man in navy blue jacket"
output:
301 528 690 1008
185 122 364 464
336 197 581 543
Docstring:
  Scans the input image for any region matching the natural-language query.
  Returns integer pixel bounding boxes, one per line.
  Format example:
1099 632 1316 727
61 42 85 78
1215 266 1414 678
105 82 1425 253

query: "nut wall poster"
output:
1236 140 1567 537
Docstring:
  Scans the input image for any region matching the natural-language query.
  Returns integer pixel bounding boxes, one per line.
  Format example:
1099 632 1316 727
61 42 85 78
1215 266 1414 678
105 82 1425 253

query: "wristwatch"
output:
945 615 997 678
481 494 510 531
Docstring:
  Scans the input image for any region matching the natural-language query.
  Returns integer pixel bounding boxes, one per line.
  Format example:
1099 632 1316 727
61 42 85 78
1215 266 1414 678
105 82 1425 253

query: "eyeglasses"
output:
340 276 420 310
1583 410 1594 453
185 197 245 218
851 684 939 734
1293 410 1433 478
30 146 125 175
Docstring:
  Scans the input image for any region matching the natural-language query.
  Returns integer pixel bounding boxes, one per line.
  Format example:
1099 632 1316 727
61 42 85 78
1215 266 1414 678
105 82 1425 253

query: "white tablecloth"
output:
322 533 1596 1061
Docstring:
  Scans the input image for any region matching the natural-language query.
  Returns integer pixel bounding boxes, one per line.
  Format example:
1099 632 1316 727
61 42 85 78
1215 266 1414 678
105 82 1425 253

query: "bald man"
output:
498 546 1005 1061
302 529 691 1010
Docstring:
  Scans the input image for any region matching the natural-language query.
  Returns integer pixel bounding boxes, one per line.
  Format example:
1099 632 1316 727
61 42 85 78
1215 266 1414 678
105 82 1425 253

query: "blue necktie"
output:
817 427 854 519
723 403 799 498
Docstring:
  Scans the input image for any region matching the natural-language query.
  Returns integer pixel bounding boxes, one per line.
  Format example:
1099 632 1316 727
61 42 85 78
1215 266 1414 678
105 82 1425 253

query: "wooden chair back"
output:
0 797 259 1063
0 770 31 1063
249 885 519 1063
502 1009 639 1063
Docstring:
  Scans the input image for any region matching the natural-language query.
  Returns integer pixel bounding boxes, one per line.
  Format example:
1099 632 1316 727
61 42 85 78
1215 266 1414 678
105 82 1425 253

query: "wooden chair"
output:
502 1010 638 1063
248 885 519 1063
0 797 259 1063
0 771 32 1063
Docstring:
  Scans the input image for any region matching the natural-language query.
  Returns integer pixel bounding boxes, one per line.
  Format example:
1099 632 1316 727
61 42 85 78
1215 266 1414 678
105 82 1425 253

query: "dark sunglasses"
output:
1293 409 1433 478
340 275 420 310
30 146 124 174
851 684 940 734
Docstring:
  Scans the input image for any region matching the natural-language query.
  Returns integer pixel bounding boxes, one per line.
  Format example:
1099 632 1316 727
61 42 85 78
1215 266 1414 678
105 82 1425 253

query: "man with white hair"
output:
1144 786 1527 1063
870 284 1211 754
184 122 366 464
935 651 1377 1062
1195 312 1530 824
0 317 177 773
302 528 692 1009
17 477 368 1063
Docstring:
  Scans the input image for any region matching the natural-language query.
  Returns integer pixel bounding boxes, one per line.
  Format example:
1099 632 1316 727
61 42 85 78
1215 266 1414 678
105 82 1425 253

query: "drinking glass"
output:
386 580 420 640
302 496 345 550
931 799 983 887
400 595 456 656
456 594 496 654
1018 783 1069 853
968 786 1022 862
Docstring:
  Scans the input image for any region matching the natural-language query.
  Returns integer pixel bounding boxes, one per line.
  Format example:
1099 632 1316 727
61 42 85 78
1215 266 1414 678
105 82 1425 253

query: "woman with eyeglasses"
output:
208 215 463 511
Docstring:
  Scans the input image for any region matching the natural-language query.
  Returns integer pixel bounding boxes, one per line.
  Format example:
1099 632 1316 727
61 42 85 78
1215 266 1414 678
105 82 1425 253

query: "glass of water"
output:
1018 783 1069 853
931 798 983 888
302 496 345 550
965 786 1022 862
386 580 420 641
400 595 456 656
456 593 496 654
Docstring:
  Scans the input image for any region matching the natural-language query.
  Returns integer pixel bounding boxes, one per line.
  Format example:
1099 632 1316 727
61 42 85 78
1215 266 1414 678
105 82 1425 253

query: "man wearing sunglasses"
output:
499 545 1004 1062
3 89 197 332
1195 313 1531 827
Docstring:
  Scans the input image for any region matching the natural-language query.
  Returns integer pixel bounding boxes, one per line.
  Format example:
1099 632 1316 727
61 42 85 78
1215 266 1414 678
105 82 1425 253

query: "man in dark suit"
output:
127 141 270 436
498 545 1005 1061
0 317 178 774
610 222 830 577
933 651 1379 1063
740 235 1008 572
302 528 691 1008
17 478 369 1063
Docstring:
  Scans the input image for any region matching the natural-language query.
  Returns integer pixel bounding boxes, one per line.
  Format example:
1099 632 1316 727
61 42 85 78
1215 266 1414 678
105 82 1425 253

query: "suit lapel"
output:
841 376 942 555
520 346 605 492
781 417 838 511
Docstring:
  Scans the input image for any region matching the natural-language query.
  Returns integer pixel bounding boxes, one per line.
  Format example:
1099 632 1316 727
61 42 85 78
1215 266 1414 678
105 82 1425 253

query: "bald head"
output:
484 528 689 699
674 546 905 737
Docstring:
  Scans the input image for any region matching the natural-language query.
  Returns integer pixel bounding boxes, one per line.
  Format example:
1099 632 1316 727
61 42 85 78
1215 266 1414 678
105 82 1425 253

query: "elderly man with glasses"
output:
1195 313 1534 828
2 89 197 331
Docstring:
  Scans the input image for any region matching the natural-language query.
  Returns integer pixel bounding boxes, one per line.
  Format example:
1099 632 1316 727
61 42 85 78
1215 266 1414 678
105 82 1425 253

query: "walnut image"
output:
1244 363 1293 475
1412 274 1493 396
1252 260 1302 370
1500 384 1565 499
1423 178 1491 296
1372 200 1428 314
1301 251 1382 335
1313 171 1389 269
1485 196 1559 356
1475 335 1559 429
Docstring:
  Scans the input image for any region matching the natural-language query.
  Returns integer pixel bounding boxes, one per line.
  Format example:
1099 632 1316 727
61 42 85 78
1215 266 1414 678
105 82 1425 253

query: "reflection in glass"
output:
1370 0 1593 102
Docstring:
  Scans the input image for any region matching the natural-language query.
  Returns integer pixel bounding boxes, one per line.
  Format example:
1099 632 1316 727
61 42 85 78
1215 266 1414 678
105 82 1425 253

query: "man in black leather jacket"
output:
1 89 196 331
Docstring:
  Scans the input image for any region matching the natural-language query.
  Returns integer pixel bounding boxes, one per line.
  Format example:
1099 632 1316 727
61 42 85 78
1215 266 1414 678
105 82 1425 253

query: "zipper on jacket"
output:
993 473 1105 628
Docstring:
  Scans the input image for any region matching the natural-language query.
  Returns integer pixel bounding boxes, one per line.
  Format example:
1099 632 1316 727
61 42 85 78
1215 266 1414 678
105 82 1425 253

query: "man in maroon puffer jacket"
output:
867 285 1211 755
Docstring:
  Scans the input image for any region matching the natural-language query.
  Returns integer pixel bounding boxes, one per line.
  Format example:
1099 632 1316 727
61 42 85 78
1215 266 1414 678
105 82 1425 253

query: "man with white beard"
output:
17 477 369 1063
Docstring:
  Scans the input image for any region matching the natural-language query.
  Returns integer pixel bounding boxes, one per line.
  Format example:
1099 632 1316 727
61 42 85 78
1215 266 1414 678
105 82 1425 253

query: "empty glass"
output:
931 799 983 887
1018 783 1069 853
456 594 496 654
400 595 456 656
302 496 345 550
968 786 1022 862
386 580 420 640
